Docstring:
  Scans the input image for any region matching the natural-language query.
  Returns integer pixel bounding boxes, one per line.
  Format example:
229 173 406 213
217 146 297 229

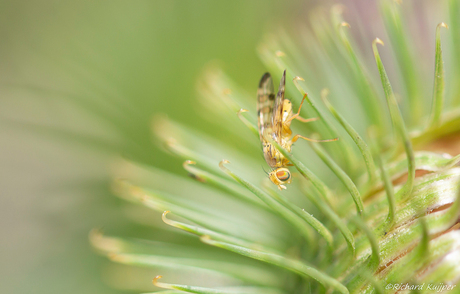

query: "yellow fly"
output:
257 70 337 190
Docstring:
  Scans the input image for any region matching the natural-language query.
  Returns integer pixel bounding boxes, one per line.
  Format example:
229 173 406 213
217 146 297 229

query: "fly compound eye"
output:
276 169 291 182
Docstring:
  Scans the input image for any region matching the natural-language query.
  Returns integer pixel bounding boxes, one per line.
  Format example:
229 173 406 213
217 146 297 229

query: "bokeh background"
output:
4 0 434 292
3 0 455 293
0 1 319 293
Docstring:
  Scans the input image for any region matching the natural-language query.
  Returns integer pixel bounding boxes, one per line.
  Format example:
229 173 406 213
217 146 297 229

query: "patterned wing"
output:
257 72 277 167
272 70 286 143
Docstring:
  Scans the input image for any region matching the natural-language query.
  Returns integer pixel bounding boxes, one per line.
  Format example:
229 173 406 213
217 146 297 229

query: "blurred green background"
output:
0 1 312 293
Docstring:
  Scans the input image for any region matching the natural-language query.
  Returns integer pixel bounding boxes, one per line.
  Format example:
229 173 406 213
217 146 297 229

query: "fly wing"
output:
257 72 275 142
272 70 286 142
257 72 277 167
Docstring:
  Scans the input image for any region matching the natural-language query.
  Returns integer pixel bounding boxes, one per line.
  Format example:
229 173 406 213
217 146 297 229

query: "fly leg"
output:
285 94 319 124
291 134 338 143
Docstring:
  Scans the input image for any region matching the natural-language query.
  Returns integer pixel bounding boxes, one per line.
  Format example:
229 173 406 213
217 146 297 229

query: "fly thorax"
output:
282 100 293 122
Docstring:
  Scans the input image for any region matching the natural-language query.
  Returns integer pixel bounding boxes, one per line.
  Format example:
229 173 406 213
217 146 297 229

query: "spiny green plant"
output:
91 1 460 293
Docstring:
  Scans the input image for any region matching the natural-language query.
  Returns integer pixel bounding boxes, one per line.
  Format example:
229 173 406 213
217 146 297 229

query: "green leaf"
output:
372 38 415 201
418 232 460 288
412 108 460 147
106 252 281 287
384 152 460 182
331 11 387 131
345 217 381 292
161 211 278 253
428 23 448 129
321 89 377 185
201 236 350 294
153 116 259 176
352 217 380 271
368 131 396 228
356 169 460 267
298 182 355 257
376 151 396 229
383 230 460 286
113 181 279 245
182 160 267 209
152 275 285 294
309 140 364 215
219 160 333 248
380 0 424 123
